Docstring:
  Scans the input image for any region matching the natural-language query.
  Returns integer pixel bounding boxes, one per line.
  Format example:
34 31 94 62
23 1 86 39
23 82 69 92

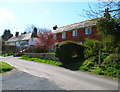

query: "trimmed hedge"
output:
55 41 86 64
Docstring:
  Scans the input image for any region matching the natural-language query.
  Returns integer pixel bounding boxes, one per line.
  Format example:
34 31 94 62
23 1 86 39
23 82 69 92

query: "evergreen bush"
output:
55 41 85 64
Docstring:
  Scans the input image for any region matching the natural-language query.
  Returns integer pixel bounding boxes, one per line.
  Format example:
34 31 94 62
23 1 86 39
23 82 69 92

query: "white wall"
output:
6 37 39 47
28 37 38 46
15 40 28 47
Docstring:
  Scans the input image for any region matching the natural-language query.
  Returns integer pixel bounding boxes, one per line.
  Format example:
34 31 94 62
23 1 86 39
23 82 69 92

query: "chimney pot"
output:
33 27 37 37
53 25 58 30
15 32 19 37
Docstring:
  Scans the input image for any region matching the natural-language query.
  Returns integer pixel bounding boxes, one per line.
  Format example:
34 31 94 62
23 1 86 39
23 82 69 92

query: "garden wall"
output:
24 53 58 61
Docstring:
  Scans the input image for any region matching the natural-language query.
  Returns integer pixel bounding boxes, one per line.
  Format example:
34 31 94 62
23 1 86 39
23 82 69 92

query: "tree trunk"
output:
98 49 101 68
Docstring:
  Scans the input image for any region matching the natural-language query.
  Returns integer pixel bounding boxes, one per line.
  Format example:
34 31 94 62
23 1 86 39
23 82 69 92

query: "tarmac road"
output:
0 56 119 90
1 69 62 90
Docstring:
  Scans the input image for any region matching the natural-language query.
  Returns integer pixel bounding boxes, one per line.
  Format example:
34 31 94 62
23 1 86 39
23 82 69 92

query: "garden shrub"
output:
2 45 19 53
2 53 16 57
84 38 99 58
101 54 120 77
79 56 97 71
102 41 114 53
55 41 85 64
95 68 104 75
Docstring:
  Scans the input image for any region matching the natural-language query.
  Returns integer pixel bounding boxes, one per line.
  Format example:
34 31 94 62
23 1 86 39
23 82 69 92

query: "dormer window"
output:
73 30 77 38
85 27 92 35
62 32 66 39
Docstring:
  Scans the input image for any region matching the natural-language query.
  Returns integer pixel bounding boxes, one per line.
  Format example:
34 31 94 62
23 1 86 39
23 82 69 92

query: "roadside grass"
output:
2 53 16 57
47 52 55 54
20 54 120 78
0 61 13 73
20 55 62 66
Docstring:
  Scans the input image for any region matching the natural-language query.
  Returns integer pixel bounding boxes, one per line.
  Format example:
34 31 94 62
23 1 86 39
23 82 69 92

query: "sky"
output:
0 0 100 36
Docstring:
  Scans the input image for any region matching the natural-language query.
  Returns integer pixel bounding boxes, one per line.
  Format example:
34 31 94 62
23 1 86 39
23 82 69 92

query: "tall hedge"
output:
55 41 85 64
2 45 19 54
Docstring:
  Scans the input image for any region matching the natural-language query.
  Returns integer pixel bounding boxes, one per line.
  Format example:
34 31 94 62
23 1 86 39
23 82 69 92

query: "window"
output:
85 27 92 35
62 32 66 39
31 38 33 41
73 30 77 38
53 34 56 40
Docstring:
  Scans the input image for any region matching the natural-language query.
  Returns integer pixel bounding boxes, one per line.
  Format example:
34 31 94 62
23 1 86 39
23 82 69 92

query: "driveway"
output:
0 56 119 90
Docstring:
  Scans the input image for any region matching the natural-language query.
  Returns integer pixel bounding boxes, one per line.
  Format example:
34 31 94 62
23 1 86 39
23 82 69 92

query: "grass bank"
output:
20 54 120 78
0 61 13 73
79 54 120 77
20 55 62 66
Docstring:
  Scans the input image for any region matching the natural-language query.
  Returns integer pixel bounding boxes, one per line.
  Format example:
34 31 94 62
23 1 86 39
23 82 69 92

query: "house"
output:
52 18 101 44
5 27 38 47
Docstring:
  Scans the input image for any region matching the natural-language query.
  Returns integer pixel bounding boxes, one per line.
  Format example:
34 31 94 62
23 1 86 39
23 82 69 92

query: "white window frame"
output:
73 30 78 37
53 34 56 40
85 27 92 35
62 32 66 39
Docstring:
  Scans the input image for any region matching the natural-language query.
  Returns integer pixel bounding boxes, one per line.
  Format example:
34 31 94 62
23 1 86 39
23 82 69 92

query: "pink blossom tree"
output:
35 30 57 52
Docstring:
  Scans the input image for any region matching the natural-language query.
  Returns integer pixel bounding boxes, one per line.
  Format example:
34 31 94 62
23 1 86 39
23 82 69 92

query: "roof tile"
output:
52 18 100 34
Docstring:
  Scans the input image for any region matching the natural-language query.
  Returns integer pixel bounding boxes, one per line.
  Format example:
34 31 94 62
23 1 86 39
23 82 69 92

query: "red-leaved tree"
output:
35 30 57 52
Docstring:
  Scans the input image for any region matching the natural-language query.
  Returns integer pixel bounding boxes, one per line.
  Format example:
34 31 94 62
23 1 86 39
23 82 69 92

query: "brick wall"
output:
56 26 101 43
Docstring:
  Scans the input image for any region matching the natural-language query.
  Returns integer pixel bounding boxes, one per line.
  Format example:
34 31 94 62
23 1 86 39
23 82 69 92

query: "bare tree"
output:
25 24 35 33
25 24 51 35
79 0 120 19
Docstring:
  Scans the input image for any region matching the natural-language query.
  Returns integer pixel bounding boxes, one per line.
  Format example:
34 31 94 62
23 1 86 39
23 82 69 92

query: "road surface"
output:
0 56 119 90
1 69 62 90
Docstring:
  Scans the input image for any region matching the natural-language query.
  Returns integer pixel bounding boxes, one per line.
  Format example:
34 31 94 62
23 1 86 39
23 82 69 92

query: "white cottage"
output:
5 27 38 47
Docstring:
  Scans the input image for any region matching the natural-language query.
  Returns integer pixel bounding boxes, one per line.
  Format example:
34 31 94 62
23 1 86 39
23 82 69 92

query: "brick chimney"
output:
53 25 58 30
33 27 37 37
15 32 19 37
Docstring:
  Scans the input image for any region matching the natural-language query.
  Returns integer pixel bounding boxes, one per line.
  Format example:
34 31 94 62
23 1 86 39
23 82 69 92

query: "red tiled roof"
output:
53 17 101 34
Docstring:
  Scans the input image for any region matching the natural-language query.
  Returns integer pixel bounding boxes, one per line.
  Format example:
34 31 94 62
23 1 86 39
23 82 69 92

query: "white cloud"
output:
0 8 15 25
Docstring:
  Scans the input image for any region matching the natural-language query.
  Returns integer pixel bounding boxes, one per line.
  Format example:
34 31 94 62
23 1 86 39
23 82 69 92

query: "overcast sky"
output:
0 0 100 36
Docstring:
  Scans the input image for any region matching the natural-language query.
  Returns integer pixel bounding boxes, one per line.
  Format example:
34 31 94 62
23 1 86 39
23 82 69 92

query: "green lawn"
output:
0 61 13 73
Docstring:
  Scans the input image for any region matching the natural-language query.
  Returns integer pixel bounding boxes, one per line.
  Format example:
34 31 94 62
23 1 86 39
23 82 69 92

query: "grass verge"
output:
2 53 16 57
20 54 120 78
20 55 62 66
0 61 13 73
